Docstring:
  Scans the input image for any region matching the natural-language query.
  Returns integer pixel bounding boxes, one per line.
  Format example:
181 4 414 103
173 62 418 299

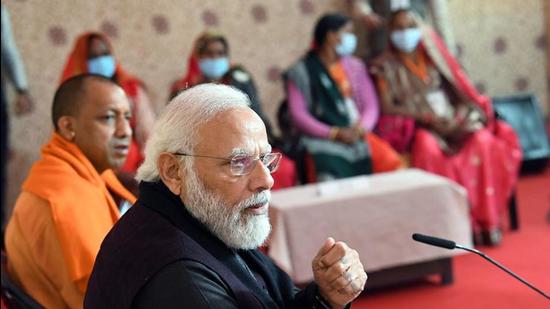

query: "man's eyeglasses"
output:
173 152 282 176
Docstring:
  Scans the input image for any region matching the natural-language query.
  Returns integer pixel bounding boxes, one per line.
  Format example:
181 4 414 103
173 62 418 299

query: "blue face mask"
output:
199 57 230 80
390 28 422 53
335 32 357 56
87 55 116 78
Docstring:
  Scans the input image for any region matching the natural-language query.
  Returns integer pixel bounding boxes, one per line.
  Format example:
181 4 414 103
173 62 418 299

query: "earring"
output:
69 131 76 141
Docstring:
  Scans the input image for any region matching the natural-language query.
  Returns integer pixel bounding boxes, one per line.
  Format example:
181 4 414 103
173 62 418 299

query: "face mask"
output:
199 57 230 80
335 32 357 56
87 55 116 78
390 28 422 53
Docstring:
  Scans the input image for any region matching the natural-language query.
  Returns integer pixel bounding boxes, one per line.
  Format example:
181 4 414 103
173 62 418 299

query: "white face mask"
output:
87 55 116 78
390 28 422 53
199 57 230 80
335 32 357 56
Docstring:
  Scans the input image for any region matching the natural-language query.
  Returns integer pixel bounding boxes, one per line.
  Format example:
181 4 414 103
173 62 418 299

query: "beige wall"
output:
448 0 549 115
3 0 549 212
2 0 344 212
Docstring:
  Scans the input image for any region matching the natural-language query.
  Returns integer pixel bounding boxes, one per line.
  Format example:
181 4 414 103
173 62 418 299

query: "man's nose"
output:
115 116 132 139
248 159 274 192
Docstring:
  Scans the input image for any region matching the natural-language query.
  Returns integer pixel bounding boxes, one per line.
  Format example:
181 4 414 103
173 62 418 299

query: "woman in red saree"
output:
60 32 156 175
170 32 296 189
375 10 522 245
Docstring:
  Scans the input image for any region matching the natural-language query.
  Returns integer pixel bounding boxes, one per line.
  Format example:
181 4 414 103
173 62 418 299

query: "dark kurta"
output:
84 181 326 308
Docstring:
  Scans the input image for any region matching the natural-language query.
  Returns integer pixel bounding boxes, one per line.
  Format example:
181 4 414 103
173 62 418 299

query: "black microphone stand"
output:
454 244 550 300
412 233 550 300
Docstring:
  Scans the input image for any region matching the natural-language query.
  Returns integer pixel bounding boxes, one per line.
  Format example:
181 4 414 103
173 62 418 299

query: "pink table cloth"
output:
268 169 473 283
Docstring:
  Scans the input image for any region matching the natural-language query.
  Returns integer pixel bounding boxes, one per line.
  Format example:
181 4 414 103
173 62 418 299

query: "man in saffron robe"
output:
4 74 136 308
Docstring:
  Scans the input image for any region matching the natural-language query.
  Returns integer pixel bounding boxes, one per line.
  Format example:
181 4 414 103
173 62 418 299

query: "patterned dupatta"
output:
378 24 487 151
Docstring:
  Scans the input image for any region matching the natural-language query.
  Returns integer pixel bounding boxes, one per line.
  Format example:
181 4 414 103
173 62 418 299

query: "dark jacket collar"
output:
138 181 223 248
138 181 280 308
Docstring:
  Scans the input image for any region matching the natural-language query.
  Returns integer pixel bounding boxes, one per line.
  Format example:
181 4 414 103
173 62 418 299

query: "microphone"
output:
412 233 550 300
412 233 456 249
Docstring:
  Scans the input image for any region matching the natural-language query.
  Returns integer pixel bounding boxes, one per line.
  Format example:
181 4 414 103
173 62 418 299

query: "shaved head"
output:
52 74 118 130
52 73 132 172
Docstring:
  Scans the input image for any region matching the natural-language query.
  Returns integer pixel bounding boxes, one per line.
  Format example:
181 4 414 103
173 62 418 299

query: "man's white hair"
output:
136 83 251 182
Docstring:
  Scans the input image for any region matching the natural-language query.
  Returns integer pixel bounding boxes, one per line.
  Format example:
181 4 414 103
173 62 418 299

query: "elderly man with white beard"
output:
84 83 368 309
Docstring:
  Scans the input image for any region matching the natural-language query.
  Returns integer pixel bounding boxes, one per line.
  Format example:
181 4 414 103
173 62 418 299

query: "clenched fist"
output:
312 237 367 308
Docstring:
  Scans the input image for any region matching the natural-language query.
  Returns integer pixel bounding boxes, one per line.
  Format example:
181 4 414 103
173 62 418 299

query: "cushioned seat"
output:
492 94 550 170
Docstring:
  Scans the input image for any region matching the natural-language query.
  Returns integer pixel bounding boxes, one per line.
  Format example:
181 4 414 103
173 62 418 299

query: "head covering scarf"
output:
386 10 492 123
59 32 147 173
171 31 229 95
59 32 138 88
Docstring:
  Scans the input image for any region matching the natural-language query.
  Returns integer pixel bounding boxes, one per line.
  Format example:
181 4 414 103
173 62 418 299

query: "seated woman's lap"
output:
410 129 459 181
365 133 403 173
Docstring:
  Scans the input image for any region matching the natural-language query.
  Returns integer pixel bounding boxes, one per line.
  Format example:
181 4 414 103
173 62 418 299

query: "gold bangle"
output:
329 127 339 140
357 126 365 137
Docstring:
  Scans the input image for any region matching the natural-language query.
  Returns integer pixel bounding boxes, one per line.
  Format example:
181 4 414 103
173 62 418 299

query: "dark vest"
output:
84 181 304 309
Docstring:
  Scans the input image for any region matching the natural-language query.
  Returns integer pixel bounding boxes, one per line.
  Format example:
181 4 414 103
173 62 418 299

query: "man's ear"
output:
158 153 186 196
57 116 76 141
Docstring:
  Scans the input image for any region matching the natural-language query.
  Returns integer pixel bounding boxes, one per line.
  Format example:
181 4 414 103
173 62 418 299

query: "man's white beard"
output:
183 167 271 250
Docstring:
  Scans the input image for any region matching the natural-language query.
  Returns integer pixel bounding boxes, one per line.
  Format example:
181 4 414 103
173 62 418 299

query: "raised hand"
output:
312 238 368 308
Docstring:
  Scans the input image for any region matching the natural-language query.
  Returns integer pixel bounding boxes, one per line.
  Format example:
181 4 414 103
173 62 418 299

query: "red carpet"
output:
353 166 550 308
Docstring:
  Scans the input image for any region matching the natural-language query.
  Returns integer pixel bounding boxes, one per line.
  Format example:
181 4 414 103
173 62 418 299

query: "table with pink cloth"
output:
268 168 473 284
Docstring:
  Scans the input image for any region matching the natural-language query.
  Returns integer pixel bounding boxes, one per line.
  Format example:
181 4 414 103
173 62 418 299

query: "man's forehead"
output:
197 108 269 154
81 81 129 110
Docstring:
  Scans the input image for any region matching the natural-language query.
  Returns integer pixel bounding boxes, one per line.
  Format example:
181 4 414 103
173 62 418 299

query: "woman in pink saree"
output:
375 9 522 246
